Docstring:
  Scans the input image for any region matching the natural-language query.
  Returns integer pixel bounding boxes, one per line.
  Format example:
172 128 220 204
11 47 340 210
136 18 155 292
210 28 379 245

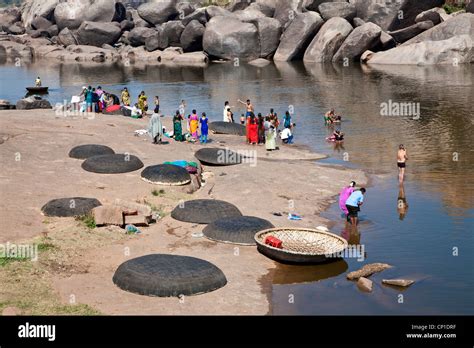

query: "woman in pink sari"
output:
339 181 356 216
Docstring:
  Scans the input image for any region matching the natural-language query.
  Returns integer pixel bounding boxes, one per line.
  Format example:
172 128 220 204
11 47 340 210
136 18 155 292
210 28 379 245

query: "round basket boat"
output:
254 228 348 264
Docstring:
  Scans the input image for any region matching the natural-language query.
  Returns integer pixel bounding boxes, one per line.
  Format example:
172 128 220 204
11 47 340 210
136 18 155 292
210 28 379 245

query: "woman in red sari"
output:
248 113 259 145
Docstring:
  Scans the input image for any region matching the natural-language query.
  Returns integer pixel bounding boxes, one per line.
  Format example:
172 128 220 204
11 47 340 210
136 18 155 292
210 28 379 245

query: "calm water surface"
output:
0 60 472 314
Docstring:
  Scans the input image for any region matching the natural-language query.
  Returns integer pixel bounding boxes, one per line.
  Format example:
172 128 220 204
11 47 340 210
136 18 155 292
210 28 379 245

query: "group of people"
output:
122 89 161 119
224 100 296 151
324 109 342 125
74 86 120 113
338 145 409 226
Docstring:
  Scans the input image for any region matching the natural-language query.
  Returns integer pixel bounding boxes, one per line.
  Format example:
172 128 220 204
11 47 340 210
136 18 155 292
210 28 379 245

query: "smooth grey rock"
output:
16 96 52 110
180 20 205 52
203 16 260 60
58 27 78 47
318 2 357 22
129 27 157 47
54 0 118 30
161 21 185 46
304 17 353 63
137 0 179 25
255 17 282 58
76 21 122 47
404 13 474 45
274 11 324 61
367 35 474 65
333 22 382 62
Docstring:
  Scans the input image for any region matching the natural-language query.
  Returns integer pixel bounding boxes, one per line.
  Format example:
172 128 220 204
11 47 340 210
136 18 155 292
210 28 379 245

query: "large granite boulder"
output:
203 16 260 60
16 96 52 110
182 8 208 26
76 22 122 47
251 1 275 17
6 23 25 35
274 12 324 61
58 27 78 47
274 0 303 27
0 7 21 31
366 35 473 65
318 2 357 22
161 21 185 46
21 0 58 29
304 17 353 63
145 27 168 52
137 0 179 25
332 22 381 62
388 20 434 44
31 16 53 30
55 0 120 30
255 17 282 58
233 7 267 22
180 20 205 52
404 13 474 45
227 0 255 12
205 5 233 19
389 0 445 31
350 0 444 31
129 27 157 47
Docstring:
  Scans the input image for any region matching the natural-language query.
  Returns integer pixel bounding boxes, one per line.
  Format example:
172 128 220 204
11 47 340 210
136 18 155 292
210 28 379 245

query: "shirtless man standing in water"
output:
238 99 254 117
397 144 408 183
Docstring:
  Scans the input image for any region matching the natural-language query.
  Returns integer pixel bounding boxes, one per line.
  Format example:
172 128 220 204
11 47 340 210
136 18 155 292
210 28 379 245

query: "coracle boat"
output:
26 87 49 94
255 227 348 264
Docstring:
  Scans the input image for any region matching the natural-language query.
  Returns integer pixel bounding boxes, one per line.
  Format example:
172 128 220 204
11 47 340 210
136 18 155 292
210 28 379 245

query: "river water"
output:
0 60 472 315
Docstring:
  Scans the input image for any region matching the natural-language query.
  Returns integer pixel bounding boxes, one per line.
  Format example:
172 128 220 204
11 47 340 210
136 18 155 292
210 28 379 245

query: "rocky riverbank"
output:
0 0 473 66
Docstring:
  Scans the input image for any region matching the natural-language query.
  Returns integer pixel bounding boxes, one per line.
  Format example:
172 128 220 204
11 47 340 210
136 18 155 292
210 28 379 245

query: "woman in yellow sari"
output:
121 87 131 106
138 91 148 115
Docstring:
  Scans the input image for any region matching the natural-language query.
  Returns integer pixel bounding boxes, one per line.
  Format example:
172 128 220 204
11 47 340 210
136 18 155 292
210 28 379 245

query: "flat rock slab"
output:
346 263 392 280
114 199 152 217
69 144 115 159
141 164 191 186
208 122 246 136
382 279 415 287
203 216 274 246
92 205 123 226
112 254 227 297
194 148 243 166
171 199 242 224
82 154 144 174
41 197 102 217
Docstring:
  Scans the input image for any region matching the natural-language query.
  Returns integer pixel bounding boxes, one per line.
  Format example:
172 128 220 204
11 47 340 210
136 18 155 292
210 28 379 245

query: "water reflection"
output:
272 260 348 285
397 183 409 221
341 221 361 246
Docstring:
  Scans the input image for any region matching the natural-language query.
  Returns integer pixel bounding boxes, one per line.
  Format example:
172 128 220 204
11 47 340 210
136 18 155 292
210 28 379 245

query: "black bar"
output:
0 316 472 346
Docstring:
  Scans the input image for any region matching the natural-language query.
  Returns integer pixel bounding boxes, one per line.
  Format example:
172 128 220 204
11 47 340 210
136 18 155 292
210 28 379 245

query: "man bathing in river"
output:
397 144 408 183
238 99 254 117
